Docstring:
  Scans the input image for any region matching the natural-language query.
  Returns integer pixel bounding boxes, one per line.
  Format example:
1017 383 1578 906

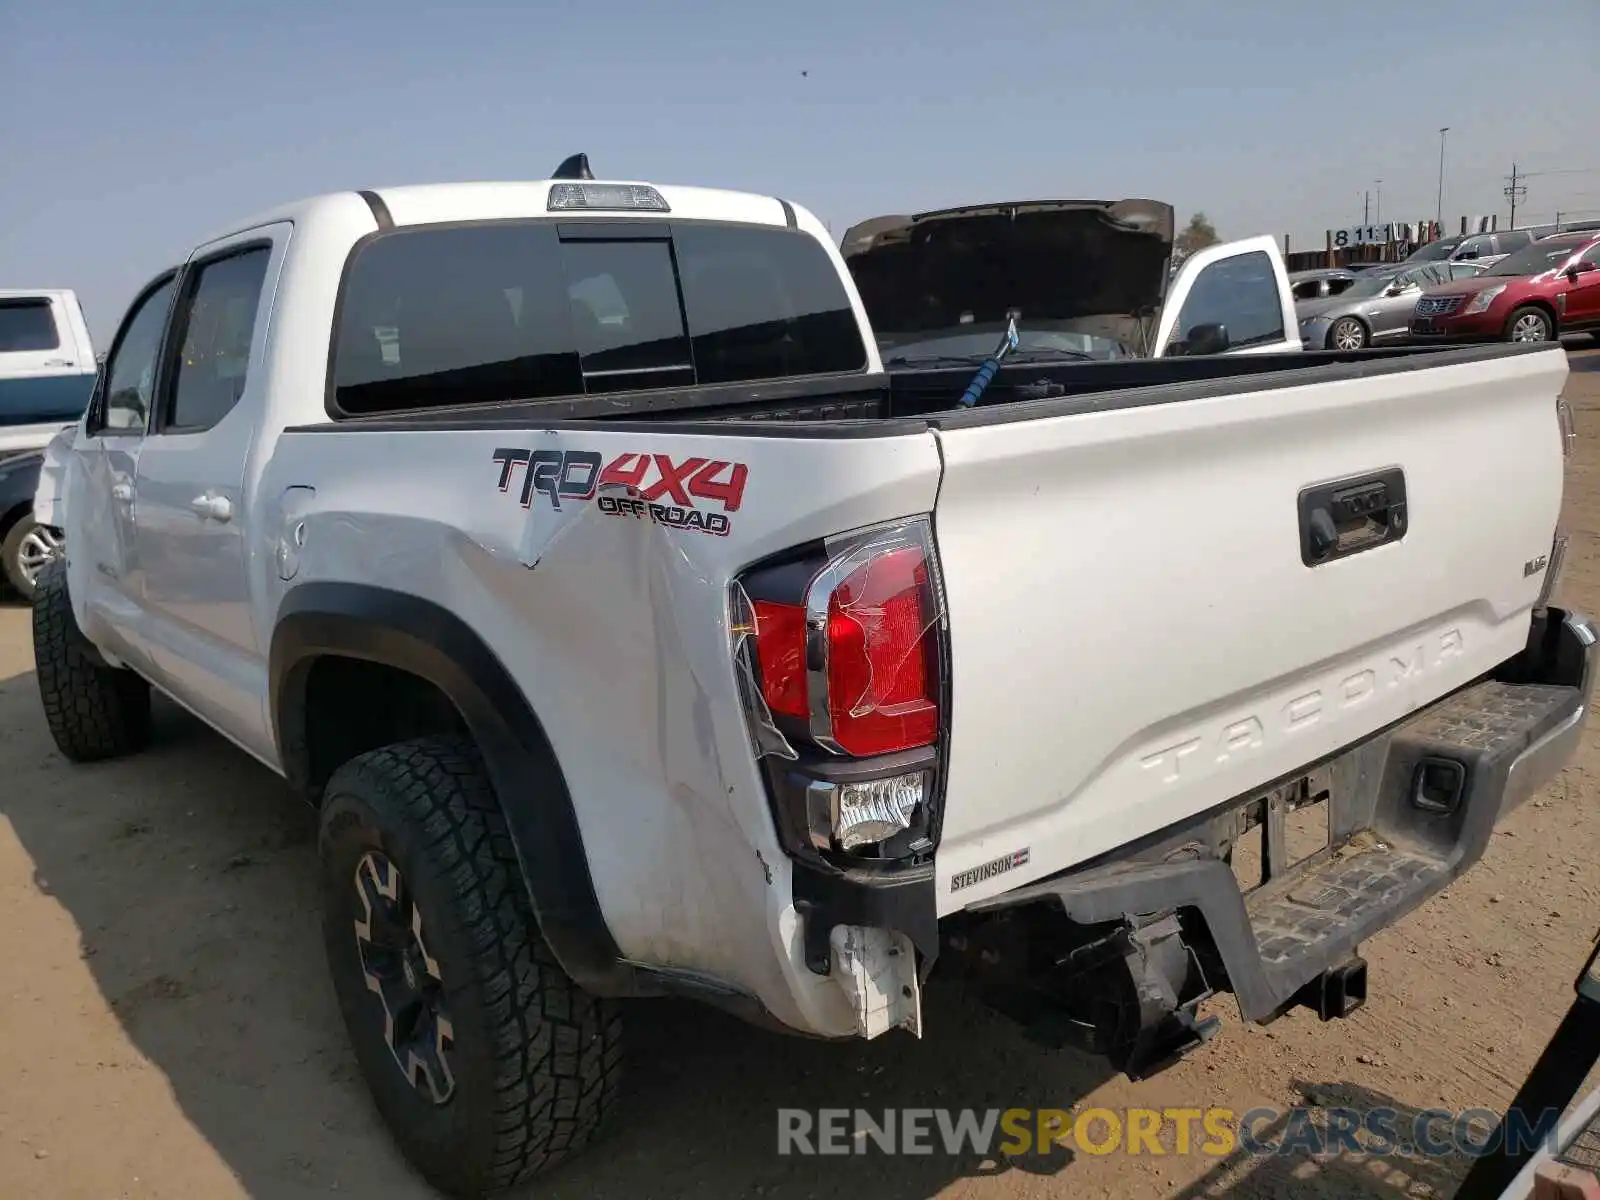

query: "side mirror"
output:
1183 323 1231 356
1567 261 1597 280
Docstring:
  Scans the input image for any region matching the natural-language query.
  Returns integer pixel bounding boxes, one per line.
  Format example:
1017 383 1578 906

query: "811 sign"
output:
1333 224 1393 248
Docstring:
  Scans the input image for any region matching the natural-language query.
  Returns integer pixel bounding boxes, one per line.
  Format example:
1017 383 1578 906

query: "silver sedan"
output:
1297 261 1485 349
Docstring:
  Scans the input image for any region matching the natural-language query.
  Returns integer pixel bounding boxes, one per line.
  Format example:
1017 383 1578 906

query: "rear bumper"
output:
968 607 1596 1023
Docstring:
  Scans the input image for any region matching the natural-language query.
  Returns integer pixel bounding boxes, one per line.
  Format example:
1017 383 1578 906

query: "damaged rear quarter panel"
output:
260 423 942 1035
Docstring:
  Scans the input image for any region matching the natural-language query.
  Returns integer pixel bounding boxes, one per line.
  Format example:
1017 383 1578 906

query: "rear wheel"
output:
1328 316 1368 350
2 515 63 603
1506 306 1554 342
319 737 622 1197
31 559 152 762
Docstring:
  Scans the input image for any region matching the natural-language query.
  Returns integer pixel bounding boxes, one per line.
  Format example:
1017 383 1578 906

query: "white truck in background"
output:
0 290 95 597
0 289 97 456
840 200 1301 371
31 161 1594 1197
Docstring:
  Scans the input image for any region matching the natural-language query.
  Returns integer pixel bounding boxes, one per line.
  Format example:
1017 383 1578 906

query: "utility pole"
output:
1504 162 1526 229
1363 190 1370 225
1436 127 1450 232
1375 180 1383 225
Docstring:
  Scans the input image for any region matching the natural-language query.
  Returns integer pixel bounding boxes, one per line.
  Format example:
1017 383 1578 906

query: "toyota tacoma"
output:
32 157 1595 1196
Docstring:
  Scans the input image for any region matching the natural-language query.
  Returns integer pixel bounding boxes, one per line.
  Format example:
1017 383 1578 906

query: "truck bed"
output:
286 342 1544 433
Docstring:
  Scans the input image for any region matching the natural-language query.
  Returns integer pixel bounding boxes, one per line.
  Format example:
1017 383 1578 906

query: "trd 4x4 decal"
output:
492 447 748 537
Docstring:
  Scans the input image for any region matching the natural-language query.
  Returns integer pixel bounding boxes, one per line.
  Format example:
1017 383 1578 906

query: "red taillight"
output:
752 600 807 719
826 546 938 755
744 527 942 759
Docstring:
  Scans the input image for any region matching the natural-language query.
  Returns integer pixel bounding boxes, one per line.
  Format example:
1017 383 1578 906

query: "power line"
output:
1521 166 1600 179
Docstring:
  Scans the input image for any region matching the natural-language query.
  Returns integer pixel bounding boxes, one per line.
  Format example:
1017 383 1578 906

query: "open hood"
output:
840 199 1175 352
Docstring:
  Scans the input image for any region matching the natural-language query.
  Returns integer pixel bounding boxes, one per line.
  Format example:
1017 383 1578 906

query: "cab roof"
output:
199 178 806 250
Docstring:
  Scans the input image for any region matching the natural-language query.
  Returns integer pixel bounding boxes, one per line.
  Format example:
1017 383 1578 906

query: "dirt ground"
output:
3 350 1600 1200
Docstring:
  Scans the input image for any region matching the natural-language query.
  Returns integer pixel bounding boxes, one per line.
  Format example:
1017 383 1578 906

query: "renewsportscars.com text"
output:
776 1105 1561 1159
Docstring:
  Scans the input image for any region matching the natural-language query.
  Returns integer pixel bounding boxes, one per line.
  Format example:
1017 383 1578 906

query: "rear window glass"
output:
332 220 866 415
0 299 61 353
560 238 694 390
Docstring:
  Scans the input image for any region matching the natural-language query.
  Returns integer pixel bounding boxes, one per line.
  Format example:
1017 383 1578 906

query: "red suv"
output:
1409 232 1600 343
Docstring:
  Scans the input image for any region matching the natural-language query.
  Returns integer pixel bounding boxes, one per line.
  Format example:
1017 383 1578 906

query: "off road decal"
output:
492 448 747 536
950 847 1031 893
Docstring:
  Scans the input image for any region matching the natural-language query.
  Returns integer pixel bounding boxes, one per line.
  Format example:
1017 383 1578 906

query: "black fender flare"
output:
269 581 646 997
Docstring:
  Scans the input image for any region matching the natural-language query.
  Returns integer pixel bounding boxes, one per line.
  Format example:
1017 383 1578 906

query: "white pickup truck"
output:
32 161 1595 1197
0 288 97 457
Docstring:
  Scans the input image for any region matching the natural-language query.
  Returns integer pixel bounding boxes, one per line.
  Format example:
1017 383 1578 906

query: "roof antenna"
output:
552 153 595 181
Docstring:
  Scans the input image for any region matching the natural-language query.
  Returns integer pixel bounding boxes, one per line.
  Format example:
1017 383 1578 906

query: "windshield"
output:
879 323 1133 363
1405 239 1460 263
1486 236 1593 277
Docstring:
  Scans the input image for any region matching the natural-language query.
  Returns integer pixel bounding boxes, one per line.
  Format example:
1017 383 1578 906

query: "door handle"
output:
111 482 134 503
1299 468 1408 566
190 493 233 523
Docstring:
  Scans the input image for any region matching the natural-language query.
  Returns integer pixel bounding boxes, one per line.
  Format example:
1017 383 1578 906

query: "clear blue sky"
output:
4 0 1596 339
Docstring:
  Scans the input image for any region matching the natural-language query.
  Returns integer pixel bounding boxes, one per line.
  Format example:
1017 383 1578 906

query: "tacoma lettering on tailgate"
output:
1139 628 1466 784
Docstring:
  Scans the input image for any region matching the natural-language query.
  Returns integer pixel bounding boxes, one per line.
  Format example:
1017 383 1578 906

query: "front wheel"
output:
2 515 62 603
319 737 622 1197
1327 316 1368 350
32 558 152 761
1506 306 1554 342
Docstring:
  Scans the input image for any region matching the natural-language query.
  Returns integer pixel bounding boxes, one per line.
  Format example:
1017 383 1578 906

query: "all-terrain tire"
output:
318 736 622 1197
31 559 152 762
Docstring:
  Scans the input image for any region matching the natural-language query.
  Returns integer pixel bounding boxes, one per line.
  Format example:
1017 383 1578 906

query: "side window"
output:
162 246 271 432
95 277 177 435
1580 243 1600 267
1498 231 1532 253
557 238 693 391
0 299 60 352
1457 236 1492 260
1172 250 1285 351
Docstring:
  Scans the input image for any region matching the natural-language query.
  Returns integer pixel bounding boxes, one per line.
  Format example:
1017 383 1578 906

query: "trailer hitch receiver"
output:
1296 955 1368 1021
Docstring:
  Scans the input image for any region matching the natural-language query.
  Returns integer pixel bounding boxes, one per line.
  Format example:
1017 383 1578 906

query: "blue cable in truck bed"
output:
956 318 1020 407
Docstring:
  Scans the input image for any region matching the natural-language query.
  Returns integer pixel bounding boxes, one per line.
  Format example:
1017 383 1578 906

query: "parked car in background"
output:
0 449 59 601
1410 231 1600 344
1289 268 1360 302
841 199 1300 367
1 289 97 456
1399 229 1537 271
1296 261 1477 350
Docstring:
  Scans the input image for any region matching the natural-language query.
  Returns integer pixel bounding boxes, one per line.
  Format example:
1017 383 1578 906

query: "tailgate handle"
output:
1298 468 1407 566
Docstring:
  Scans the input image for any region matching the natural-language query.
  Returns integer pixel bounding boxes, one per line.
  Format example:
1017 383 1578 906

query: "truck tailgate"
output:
929 347 1569 912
